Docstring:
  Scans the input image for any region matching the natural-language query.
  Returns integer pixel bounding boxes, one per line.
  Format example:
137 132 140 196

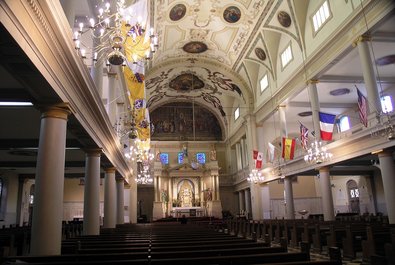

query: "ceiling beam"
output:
288 101 356 109
319 75 395 84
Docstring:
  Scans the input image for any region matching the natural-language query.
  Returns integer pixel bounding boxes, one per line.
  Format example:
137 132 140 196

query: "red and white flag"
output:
255 151 264 169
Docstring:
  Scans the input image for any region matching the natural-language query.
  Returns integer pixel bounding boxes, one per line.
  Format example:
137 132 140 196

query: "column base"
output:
153 201 165 221
207 200 223 219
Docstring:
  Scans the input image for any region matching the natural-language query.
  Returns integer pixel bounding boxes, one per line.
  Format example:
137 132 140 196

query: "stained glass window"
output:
178 152 184 164
196 153 206 164
160 153 169 164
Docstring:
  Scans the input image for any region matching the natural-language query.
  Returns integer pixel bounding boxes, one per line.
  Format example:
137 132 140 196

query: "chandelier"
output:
72 0 158 67
247 169 264 184
135 161 153 184
304 140 333 164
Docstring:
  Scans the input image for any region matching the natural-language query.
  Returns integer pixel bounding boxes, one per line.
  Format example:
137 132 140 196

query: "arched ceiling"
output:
146 0 305 124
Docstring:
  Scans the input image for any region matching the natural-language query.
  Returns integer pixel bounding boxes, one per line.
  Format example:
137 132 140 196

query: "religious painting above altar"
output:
151 102 222 141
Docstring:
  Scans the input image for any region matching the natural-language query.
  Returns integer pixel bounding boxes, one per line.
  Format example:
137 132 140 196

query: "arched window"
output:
339 116 350 132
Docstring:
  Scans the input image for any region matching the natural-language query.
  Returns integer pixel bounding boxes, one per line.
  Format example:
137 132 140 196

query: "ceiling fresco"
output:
146 0 303 123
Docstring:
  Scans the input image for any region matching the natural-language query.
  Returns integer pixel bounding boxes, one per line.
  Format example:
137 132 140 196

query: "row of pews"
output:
1 221 341 265
225 217 395 264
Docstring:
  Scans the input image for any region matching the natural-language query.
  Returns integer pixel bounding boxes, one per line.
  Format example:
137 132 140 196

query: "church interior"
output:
0 0 395 263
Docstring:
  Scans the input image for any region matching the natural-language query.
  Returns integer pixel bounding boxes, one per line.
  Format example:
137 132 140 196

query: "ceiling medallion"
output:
169 4 187 21
255 48 266 61
376 54 395 66
223 6 241 23
277 11 291 28
298 111 312 117
183 41 208 53
169 73 205 91
329 88 350 96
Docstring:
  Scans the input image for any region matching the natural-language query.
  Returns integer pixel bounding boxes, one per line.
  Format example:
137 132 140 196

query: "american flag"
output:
299 122 309 150
356 87 368 127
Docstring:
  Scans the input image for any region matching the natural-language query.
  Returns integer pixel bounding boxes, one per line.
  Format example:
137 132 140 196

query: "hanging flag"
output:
319 112 336 141
253 150 258 160
255 151 264 169
282 137 296 160
299 122 309 150
356 87 368 127
267 142 275 163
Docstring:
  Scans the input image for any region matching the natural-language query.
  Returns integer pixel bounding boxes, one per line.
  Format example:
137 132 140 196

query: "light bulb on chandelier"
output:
304 140 333 164
247 169 264 184
72 0 158 67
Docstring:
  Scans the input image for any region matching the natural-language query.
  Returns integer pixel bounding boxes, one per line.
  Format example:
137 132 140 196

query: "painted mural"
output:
151 102 222 141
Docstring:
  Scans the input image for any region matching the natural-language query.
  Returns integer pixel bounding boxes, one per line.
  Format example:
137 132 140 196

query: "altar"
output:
171 207 204 217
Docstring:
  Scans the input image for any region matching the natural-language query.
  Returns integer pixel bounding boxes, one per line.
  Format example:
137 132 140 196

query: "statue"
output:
210 144 216 161
182 144 188 158
155 149 161 162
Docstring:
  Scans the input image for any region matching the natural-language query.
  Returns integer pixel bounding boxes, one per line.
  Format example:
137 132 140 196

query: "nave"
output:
1 220 345 265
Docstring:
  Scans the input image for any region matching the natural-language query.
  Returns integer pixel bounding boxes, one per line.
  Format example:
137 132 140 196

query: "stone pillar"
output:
129 181 137 223
354 35 382 114
319 166 335 221
154 176 159 201
279 105 288 137
240 138 246 168
107 72 117 127
245 189 251 218
239 190 245 213
103 167 116 228
116 178 125 225
284 177 295 219
212 175 216 200
91 38 103 97
215 175 220 201
61 0 77 28
308 80 321 141
235 143 242 171
83 149 101 235
378 150 395 224
30 106 70 255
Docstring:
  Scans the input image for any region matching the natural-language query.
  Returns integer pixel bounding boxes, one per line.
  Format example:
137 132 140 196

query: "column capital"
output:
307 79 319 85
318 166 330 172
116 177 125 183
352 34 372 47
105 167 117 173
40 103 72 120
84 148 102 157
377 149 394 158
107 72 117 77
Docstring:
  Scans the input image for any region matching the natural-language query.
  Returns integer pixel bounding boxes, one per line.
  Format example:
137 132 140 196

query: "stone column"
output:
91 38 103 97
284 177 295 219
107 72 117 127
238 190 245 213
308 80 321 141
279 105 288 137
240 138 246 168
30 106 70 255
215 175 220 201
378 150 395 224
235 143 242 171
116 178 125 225
129 179 137 223
319 166 335 221
354 35 382 114
245 189 251 218
212 175 216 200
61 0 77 28
83 149 101 235
103 167 116 228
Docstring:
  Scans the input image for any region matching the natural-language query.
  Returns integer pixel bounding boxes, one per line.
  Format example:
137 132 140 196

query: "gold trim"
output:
352 35 372 47
307 79 319 85
105 167 117 173
41 104 71 120
85 148 102 157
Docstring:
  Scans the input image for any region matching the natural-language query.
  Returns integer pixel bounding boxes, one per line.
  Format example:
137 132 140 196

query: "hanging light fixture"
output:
72 0 158 67
304 140 333 164
247 169 264 184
